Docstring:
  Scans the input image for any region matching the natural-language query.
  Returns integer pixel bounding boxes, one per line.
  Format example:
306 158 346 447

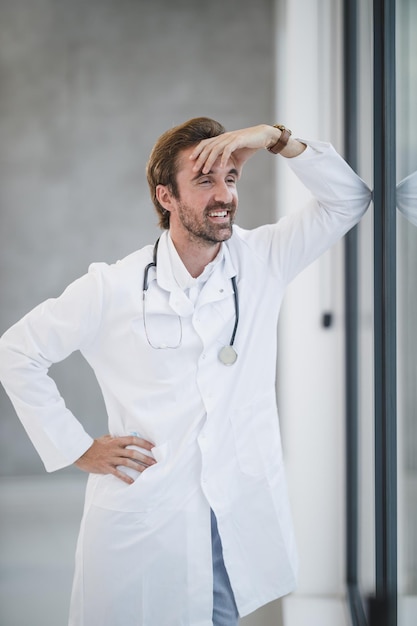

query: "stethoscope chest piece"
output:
218 345 238 366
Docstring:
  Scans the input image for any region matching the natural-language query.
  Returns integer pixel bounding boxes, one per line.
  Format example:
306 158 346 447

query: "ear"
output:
156 184 176 213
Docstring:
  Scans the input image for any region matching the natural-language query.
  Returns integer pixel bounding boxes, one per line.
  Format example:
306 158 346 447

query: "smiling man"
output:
0 117 372 626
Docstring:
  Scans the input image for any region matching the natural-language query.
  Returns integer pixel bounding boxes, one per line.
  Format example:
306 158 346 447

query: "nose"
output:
213 180 235 204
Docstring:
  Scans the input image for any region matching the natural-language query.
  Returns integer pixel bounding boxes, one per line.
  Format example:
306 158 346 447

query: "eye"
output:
226 176 237 185
198 178 212 186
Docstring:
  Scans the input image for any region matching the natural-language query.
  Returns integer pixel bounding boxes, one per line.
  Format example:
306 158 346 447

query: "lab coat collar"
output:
154 231 238 315
154 232 192 315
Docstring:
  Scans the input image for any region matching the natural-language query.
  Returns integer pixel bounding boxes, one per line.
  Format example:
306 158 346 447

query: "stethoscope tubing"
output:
142 238 239 353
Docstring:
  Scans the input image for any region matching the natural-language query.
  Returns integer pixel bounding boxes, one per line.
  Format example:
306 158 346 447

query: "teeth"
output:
209 211 228 217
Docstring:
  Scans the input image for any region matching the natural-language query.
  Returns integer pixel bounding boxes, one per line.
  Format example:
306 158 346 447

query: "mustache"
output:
204 201 236 214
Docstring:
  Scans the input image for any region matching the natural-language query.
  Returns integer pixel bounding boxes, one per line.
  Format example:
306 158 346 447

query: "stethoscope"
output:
142 238 239 365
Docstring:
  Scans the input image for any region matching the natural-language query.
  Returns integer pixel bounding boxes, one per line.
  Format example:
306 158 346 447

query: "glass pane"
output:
396 1 417 624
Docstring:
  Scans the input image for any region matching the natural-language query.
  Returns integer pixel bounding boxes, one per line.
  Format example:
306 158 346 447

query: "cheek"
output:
227 194 238 211
179 189 206 206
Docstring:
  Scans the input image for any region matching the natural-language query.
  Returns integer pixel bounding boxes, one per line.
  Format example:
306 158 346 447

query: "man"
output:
0 118 371 625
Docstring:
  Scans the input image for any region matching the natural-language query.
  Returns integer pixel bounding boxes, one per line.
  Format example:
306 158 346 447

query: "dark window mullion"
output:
343 0 368 624
371 1 397 625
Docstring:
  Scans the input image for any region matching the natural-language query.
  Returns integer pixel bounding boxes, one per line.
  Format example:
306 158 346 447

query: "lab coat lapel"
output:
198 244 238 308
154 231 194 317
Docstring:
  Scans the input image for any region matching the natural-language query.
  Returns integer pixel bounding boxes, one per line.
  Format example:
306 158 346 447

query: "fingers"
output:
113 468 135 485
190 125 272 174
114 436 157 468
74 434 158 485
123 435 155 451
190 133 240 173
112 437 157 485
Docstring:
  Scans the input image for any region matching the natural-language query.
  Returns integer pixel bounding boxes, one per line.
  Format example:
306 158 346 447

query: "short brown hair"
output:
146 117 226 229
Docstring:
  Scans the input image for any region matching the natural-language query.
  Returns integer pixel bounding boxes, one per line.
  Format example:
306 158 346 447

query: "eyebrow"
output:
191 167 239 182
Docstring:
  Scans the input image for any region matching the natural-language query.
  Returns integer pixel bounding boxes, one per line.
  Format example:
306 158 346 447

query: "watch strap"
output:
267 124 292 154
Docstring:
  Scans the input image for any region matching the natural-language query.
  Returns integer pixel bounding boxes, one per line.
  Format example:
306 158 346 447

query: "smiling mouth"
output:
208 210 229 218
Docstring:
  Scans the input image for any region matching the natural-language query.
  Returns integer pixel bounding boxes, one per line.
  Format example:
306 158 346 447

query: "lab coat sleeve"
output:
268 139 372 283
0 264 106 472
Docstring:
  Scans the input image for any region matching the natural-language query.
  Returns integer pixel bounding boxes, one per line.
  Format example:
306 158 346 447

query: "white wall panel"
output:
273 0 348 623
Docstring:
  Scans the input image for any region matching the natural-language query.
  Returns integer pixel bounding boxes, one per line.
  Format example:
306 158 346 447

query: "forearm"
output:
239 139 372 286
285 139 372 213
190 123 306 173
0 269 104 471
0 327 94 471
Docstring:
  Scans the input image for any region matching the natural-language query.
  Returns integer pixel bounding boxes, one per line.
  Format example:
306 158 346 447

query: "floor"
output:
0 475 85 626
7 476 416 626
0 474 284 626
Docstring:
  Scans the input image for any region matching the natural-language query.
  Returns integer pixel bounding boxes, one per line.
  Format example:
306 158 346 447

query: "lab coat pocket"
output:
230 394 283 479
91 441 171 512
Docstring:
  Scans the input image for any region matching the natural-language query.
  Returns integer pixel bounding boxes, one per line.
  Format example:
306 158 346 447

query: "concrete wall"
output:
0 0 275 475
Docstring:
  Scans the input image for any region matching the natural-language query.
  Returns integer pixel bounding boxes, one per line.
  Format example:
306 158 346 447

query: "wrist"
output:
266 124 292 154
280 139 307 158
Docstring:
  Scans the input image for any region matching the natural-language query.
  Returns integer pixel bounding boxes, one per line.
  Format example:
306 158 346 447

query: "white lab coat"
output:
0 141 371 625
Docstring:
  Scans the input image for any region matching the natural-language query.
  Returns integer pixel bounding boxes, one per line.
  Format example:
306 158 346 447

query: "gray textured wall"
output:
0 0 275 475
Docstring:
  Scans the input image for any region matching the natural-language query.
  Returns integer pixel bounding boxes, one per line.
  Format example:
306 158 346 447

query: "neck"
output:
170 234 221 278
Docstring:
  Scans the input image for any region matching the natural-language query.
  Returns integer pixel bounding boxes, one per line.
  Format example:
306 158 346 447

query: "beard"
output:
176 199 237 246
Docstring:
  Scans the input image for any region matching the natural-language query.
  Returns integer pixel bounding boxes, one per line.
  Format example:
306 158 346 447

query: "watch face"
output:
275 124 291 134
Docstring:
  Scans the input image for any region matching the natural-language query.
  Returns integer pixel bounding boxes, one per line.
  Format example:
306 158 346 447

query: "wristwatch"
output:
267 124 292 154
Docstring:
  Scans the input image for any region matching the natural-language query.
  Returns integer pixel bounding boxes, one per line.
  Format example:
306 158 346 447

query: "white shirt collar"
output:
167 231 224 291
154 231 237 317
